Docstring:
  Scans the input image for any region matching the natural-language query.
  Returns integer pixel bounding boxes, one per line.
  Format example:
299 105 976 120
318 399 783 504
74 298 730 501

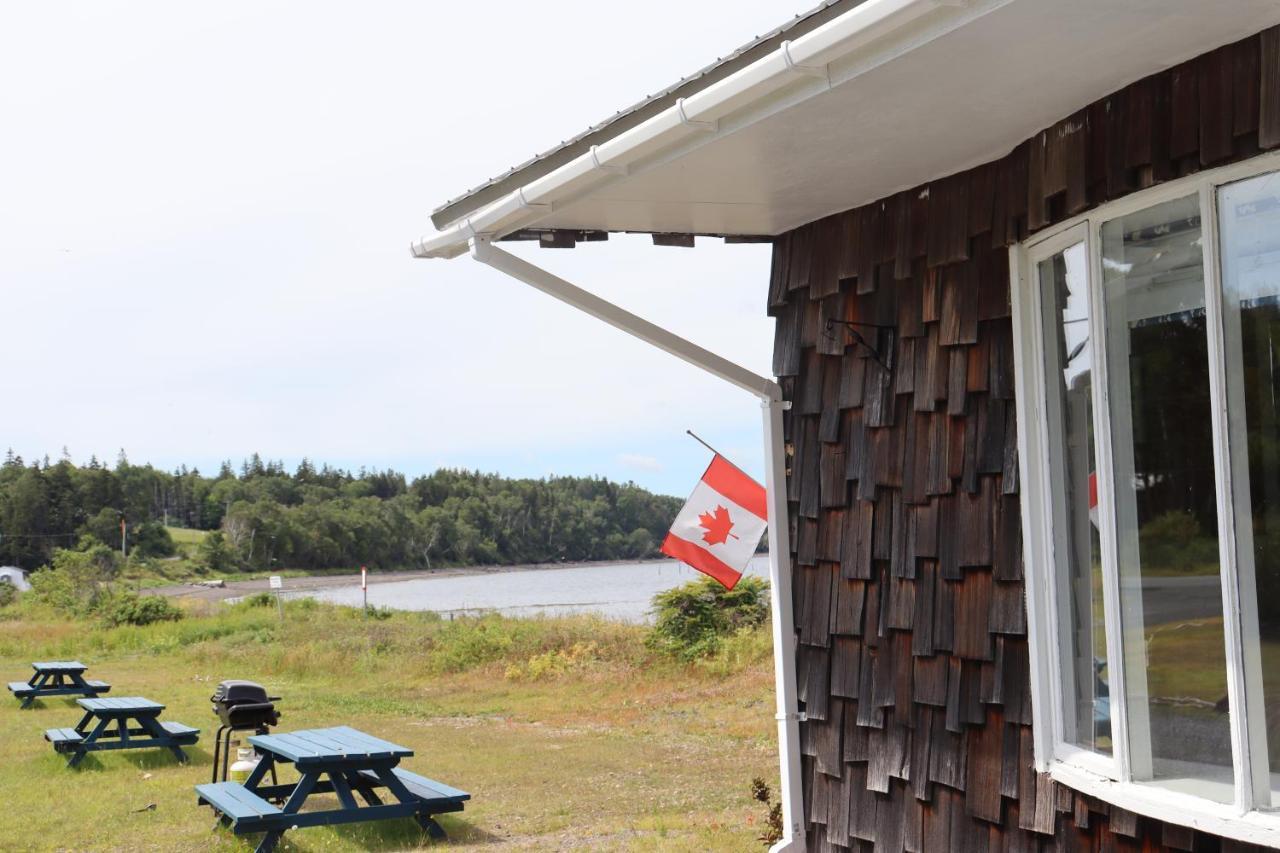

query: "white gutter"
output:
469 237 807 852
411 0 990 260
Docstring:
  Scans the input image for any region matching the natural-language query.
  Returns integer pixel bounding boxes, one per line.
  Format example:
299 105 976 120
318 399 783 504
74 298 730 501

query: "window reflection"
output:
1101 195 1234 801
1039 243 1110 755
1219 171 1280 804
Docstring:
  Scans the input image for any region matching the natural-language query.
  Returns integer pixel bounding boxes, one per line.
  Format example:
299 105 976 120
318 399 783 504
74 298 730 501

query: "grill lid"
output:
211 679 279 707
211 679 281 728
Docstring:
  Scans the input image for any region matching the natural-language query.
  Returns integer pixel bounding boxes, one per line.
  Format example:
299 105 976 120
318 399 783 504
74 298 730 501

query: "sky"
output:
0 1 800 497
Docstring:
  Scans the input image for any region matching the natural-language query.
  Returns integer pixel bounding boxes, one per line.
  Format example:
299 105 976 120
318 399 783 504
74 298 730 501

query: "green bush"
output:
130 521 176 558
1138 510 1219 574
0 582 16 609
197 531 236 573
241 591 275 608
102 593 184 627
647 575 770 661
28 544 121 617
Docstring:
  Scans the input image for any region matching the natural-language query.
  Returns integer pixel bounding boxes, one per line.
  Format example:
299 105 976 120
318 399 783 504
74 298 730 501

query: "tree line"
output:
0 450 682 572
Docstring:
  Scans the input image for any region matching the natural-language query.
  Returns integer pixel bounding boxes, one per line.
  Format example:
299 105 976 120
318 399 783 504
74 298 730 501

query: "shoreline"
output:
143 557 675 603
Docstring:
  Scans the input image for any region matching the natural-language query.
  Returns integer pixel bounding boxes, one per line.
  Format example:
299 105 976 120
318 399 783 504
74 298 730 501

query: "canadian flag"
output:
660 454 768 590
1089 471 1099 527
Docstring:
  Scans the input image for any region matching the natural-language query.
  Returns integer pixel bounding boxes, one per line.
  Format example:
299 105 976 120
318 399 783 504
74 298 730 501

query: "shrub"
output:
241 592 275 608
647 575 770 661
102 593 184 627
0 582 16 609
504 641 601 681
198 531 236 573
1138 510 1219 573
28 545 120 617
130 521 176 558
751 777 783 847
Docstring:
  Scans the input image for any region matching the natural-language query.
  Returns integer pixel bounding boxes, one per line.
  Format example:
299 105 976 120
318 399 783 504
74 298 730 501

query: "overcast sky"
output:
1 1 799 496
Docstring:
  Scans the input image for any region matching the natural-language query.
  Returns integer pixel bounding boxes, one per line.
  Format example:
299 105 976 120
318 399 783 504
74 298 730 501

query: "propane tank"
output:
229 747 259 783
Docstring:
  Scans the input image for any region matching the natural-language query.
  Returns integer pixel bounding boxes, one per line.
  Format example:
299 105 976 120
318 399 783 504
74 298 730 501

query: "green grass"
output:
165 527 209 547
0 600 776 851
1144 618 1280 697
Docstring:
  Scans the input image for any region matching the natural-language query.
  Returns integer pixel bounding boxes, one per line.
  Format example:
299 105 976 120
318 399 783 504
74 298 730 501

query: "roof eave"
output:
412 0 989 260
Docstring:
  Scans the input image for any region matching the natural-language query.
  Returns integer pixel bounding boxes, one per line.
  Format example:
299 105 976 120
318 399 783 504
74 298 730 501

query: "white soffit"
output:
417 0 1280 256
535 0 1279 235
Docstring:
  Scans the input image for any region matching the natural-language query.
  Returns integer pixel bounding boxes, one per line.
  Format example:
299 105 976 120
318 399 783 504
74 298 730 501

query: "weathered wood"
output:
816 700 846 777
913 654 948 707
965 708 1004 823
831 636 862 699
912 559 937 656
821 444 849 508
840 500 874 581
1262 28 1280 148
788 223 814 292
832 577 866 637
797 517 818 566
767 233 792 314
1200 45 1236 165
805 645 831 722
770 27 1280 852
801 563 836 648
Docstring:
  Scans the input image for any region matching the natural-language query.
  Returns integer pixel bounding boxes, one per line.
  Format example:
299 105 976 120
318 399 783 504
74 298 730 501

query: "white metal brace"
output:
468 236 807 852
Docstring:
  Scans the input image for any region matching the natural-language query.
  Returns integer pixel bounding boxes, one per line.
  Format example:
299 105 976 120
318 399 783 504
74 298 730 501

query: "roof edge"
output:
412 0 1002 260
428 0 864 231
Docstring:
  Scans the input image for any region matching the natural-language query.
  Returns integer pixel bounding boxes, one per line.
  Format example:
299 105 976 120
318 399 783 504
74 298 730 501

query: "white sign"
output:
360 567 367 590
268 575 282 590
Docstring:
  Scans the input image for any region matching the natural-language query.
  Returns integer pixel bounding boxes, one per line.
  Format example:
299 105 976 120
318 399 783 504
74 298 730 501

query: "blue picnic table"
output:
45 696 199 768
8 661 110 708
196 725 469 853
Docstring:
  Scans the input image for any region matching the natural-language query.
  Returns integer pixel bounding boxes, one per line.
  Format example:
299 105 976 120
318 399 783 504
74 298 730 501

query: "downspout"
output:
469 237 806 852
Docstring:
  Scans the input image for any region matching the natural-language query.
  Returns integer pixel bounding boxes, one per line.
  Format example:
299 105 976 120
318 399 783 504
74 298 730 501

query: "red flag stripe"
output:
702 455 767 521
660 533 743 590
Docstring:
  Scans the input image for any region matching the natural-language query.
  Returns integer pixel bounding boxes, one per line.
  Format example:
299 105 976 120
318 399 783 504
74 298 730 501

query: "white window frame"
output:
1011 149 1280 847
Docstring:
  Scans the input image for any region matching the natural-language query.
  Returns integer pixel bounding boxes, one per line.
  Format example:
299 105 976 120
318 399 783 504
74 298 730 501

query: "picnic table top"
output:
249 726 413 766
32 661 87 672
77 696 164 715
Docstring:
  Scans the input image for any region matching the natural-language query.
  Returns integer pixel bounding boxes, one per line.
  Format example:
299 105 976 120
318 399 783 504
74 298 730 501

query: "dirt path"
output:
143 558 669 602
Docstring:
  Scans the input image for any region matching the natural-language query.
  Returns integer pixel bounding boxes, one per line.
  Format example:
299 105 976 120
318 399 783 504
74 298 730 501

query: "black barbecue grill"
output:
210 679 281 784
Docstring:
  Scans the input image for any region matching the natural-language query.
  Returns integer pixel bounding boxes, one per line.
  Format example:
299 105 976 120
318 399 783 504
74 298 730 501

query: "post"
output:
361 566 368 616
763 396 805 852
120 516 127 560
269 575 283 622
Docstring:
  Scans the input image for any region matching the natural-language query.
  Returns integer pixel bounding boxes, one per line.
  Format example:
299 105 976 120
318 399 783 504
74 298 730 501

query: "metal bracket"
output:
589 145 629 176
514 187 552 214
676 98 717 132
823 319 894 370
776 711 807 722
780 40 830 83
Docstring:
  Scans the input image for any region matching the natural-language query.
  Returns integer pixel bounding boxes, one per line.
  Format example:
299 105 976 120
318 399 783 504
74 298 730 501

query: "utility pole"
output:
120 515 128 560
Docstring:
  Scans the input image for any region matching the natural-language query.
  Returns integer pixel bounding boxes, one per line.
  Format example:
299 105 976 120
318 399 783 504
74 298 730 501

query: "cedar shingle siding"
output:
771 27 1280 853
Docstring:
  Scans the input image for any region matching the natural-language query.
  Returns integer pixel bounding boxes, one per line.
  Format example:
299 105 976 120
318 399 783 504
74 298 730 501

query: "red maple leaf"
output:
698 505 738 546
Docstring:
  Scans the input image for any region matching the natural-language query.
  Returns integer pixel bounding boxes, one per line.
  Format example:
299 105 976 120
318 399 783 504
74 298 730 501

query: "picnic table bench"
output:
8 661 110 708
44 696 199 768
196 725 469 853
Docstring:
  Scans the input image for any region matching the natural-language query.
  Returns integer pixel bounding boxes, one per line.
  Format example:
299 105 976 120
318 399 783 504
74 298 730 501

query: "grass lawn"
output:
164 527 209 548
0 601 777 851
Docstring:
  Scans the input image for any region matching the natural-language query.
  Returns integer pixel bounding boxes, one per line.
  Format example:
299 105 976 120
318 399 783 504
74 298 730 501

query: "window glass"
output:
1038 243 1111 755
1218 171 1280 803
1101 194 1234 801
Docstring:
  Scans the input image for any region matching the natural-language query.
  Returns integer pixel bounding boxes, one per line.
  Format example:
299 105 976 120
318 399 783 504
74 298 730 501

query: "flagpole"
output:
685 430 764 480
685 429 724 457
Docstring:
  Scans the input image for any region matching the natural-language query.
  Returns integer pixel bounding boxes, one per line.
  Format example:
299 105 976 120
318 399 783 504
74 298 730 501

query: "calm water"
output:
288 555 770 623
